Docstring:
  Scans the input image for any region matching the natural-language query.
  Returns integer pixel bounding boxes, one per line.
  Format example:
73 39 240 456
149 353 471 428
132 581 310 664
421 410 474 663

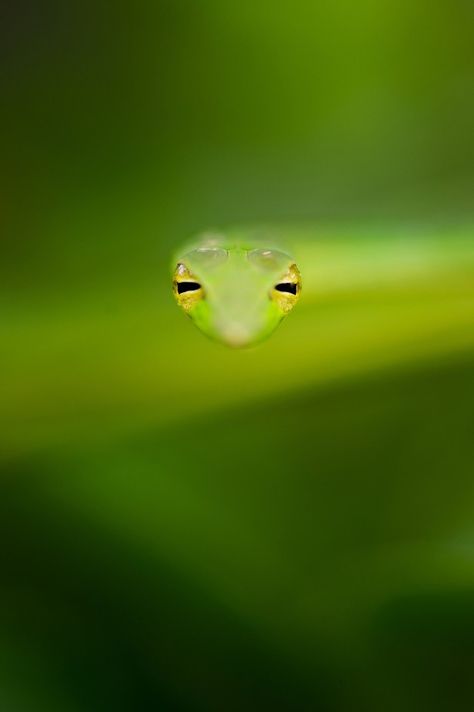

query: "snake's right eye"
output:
173 263 204 311
177 281 201 294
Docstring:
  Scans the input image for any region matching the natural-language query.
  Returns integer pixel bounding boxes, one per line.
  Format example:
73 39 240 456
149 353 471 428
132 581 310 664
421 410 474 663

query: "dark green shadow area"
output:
1 355 472 711
372 591 474 712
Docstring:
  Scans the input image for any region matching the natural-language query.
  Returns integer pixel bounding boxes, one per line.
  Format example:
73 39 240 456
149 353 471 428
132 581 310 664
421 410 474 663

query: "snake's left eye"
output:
275 282 298 295
271 263 302 314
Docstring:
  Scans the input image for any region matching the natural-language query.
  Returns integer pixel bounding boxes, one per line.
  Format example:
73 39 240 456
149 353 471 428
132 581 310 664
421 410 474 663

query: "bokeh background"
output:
1 1 474 710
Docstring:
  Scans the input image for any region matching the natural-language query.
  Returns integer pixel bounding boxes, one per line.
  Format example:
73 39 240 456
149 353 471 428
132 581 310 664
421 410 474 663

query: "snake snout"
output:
218 322 255 348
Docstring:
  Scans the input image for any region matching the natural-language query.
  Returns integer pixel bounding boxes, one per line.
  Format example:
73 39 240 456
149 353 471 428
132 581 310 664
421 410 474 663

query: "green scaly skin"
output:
172 231 302 347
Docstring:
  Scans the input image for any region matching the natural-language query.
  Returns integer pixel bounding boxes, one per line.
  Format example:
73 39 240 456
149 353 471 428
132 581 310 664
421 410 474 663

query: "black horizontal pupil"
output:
177 281 201 294
275 282 297 295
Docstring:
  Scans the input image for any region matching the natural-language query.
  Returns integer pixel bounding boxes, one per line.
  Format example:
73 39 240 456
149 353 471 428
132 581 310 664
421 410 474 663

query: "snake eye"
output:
173 263 204 312
275 282 298 295
177 281 201 294
271 263 302 314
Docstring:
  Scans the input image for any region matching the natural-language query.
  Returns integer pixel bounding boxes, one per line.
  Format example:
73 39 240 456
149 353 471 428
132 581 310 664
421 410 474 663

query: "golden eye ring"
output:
173 263 204 311
271 263 301 313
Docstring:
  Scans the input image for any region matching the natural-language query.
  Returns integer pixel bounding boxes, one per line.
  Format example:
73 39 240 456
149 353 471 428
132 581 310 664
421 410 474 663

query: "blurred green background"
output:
1 1 474 710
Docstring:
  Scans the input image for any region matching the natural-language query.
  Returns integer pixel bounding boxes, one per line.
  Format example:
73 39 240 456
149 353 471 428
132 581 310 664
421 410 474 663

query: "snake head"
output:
172 243 302 347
